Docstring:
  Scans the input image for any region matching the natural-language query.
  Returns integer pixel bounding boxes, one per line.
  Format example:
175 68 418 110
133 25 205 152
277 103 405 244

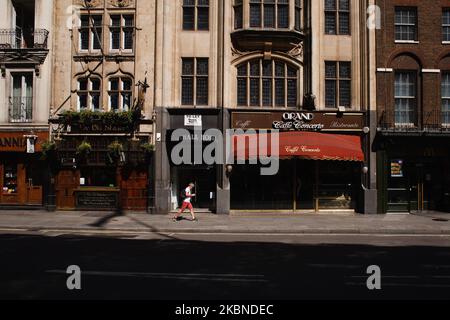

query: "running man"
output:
173 183 197 222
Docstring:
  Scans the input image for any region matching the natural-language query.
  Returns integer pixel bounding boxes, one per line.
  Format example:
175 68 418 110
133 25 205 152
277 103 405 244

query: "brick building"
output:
375 0 450 213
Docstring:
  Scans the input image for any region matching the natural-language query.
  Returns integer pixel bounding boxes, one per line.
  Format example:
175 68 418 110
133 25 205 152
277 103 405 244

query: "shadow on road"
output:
0 233 449 300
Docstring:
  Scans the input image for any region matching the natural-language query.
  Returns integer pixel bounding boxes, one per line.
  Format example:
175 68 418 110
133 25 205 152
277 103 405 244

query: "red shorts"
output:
180 201 193 211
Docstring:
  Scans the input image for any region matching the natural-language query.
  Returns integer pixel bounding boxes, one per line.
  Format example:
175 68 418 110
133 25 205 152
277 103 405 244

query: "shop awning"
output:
233 131 364 162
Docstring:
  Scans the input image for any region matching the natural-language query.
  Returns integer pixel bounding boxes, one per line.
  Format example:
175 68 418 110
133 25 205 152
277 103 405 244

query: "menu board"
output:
391 160 404 178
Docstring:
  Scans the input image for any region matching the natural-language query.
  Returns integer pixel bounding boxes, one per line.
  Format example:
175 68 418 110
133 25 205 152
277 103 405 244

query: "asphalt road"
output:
0 231 450 300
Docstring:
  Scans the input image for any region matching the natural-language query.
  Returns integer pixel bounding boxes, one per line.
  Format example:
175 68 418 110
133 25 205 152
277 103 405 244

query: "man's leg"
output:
173 202 187 220
189 204 196 221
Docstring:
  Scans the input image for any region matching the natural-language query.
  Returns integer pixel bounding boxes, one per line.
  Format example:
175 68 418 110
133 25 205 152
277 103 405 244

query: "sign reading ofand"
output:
231 112 365 132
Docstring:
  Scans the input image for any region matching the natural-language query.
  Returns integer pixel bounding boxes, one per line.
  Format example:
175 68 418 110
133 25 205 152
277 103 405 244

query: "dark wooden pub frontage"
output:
48 112 154 212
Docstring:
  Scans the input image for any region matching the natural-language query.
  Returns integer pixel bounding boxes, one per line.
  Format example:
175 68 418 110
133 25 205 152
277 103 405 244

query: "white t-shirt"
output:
183 187 192 203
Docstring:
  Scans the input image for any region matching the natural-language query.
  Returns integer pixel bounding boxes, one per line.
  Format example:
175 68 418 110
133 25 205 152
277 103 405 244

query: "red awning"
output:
233 131 364 162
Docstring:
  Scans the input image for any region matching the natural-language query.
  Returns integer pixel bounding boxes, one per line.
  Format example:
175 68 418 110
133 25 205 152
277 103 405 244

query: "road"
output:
0 231 450 300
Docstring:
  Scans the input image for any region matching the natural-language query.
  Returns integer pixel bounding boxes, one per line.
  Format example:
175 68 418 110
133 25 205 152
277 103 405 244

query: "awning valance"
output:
233 131 364 162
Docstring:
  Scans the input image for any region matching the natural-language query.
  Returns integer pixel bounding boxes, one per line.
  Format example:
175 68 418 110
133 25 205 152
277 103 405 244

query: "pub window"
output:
79 14 103 51
234 0 243 29
182 58 209 106
394 71 417 125
325 61 351 108
395 7 417 41
442 72 450 125
77 77 101 111
237 59 298 108
443 9 450 42
249 0 290 29
3 163 18 194
110 14 134 51
108 77 133 112
324 0 350 35
183 0 210 31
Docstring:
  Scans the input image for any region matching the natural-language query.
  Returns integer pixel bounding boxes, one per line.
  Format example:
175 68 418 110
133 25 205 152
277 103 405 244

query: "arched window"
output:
237 59 298 108
108 77 133 111
77 77 101 111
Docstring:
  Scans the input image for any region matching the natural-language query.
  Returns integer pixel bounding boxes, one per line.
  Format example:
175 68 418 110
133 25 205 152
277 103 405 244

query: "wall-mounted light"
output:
226 165 233 174
363 127 370 134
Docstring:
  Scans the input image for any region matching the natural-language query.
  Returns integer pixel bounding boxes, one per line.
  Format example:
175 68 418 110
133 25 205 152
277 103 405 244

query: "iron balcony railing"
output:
9 96 33 123
378 110 450 133
0 29 49 49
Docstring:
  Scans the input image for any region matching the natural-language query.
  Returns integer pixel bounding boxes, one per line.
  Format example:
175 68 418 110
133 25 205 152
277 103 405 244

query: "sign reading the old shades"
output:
231 112 365 132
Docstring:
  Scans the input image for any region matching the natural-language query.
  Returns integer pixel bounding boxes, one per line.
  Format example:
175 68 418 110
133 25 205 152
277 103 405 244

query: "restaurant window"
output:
182 58 209 106
442 72 450 125
3 163 18 194
183 0 209 31
77 77 101 111
249 0 290 29
234 0 243 29
108 77 133 112
80 167 116 188
79 15 103 51
394 71 417 125
324 0 350 35
443 9 450 42
395 7 417 41
110 14 134 51
237 59 298 108
325 61 351 108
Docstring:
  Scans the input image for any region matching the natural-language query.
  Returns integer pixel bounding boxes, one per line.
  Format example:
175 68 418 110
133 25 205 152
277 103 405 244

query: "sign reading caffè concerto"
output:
231 111 365 131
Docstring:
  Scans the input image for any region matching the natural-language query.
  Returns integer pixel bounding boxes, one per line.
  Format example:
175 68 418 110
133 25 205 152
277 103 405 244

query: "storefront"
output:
229 111 366 213
376 136 450 213
0 131 48 208
49 112 153 212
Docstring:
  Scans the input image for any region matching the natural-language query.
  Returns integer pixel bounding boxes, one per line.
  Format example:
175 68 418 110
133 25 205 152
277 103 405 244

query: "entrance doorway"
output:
171 166 217 212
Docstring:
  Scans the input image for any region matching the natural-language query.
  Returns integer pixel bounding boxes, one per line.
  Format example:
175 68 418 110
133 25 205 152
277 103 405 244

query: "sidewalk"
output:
0 210 450 235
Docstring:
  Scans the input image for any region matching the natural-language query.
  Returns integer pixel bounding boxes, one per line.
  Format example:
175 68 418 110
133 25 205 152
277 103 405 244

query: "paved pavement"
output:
0 210 449 235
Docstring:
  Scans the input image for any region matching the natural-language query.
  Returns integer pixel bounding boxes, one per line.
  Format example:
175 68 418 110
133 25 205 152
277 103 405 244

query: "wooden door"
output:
121 170 148 210
56 170 80 209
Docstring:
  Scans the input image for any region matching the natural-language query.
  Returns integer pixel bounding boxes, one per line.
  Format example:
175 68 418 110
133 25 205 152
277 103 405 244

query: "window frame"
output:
108 77 134 112
79 14 103 53
236 59 299 108
182 0 210 31
394 7 418 42
442 72 450 125
77 77 102 111
325 61 352 109
443 8 450 43
394 70 417 126
109 14 135 52
324 0 351 36
181 58 209 106
249 0 290 29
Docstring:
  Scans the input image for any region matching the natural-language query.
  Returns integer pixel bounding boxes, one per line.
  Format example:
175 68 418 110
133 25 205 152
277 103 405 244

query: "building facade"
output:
375 0 450 213
153 0 378 214
0 0 53 209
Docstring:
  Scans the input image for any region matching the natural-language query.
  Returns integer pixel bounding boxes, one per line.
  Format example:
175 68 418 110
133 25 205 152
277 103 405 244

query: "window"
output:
442 72 450 125
325 61 351 108
295 0 302 31
443 9 450 42
182 58 209 106
10 73 33 123
79 15 103 51
234 0 243 29
395 7 417 41
394 72 417 125
77 77 101 111
237 59 298 108
325 0 350 35
110 15 134 51
109 77 133 112
183 0 209 31
249 0 290 29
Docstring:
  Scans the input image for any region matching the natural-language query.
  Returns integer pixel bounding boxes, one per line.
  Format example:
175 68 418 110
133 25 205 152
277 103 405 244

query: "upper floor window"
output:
249 0 290 29
183 0 210 31
442 72 450 125
234 0 243 29
77 77 101 111
295 0 302 31
182 58 209 106
10 73 33 123
110 15 134 51
394 71 417 125
237 59 298 108
325 0 350 35
109 77 133 112
80 15 103 51
325 61 351 108
395 7 417 41
443 9 450 42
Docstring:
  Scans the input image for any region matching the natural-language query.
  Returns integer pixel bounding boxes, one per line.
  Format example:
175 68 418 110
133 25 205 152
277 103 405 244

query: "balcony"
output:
378 110 450 136
9 96 33 123
0 29 50 68
231 28 305 52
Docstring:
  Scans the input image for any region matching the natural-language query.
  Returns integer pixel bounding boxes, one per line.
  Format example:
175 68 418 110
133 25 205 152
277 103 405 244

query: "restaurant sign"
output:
231 112 365 132
0 131 48 152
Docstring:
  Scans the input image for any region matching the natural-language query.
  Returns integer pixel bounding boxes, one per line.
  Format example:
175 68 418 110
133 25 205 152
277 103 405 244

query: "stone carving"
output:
76 0 102 8
109 0 133 8
287 43 304 59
